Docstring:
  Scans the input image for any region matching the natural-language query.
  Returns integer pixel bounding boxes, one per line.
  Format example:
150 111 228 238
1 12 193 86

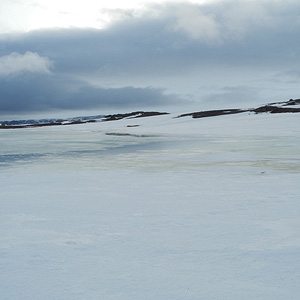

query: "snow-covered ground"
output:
1 112 300 300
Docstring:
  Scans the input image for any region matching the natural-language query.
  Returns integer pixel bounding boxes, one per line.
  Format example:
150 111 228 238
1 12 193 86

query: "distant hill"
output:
1 99 299 129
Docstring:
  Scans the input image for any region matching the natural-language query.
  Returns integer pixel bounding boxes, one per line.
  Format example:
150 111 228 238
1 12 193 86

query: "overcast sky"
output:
0 0 299 119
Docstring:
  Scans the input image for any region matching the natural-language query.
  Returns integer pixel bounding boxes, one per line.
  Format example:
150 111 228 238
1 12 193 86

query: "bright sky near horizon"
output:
0 0 209 33
0 0 299 119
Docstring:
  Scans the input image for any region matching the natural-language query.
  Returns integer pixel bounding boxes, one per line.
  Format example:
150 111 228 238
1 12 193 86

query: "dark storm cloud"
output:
0 0 300 116
0 73 179 113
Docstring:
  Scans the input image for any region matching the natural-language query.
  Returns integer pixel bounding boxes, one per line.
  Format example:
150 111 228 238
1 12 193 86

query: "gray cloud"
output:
0 0 300 117
3 1 299 73
0 73 180 114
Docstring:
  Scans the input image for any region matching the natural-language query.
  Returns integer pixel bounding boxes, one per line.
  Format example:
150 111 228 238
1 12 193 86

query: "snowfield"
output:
1 112 300 300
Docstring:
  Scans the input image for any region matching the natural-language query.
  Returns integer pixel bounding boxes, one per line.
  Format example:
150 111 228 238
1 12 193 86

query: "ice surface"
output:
1 113 300 299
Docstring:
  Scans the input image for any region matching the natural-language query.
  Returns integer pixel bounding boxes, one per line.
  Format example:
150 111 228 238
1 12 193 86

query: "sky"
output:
0 0 300 119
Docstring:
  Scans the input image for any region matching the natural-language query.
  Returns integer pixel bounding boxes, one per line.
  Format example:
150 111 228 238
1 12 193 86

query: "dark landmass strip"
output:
0 111 169 129
268 99 300 106
176 99 300 119
176 109 247 119
252 105 300 114
0 121 63 129
102 111 169 121
0 99 299 129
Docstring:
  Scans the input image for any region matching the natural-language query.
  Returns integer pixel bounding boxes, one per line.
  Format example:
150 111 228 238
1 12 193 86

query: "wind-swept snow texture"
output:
1 112 300 300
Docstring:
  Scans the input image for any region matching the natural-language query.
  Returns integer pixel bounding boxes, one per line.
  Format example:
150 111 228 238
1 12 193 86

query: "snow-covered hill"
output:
1 98 300 129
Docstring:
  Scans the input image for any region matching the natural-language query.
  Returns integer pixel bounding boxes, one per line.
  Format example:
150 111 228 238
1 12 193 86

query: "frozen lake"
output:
1 113 300 299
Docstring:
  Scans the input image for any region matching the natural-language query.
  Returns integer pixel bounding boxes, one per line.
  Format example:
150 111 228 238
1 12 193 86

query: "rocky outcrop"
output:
102 111 169 121
1 99 299 129
177 98 300 119
177 109 246 119
0 111 169 129
268 99 300 106
252 105 300 114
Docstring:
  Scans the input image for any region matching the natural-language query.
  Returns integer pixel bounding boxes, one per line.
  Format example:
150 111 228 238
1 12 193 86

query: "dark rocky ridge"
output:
176 99 300 119
177 109 246 119
0 111 169 129
1 99 299 129
268 99 300 106
102 111 169 121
